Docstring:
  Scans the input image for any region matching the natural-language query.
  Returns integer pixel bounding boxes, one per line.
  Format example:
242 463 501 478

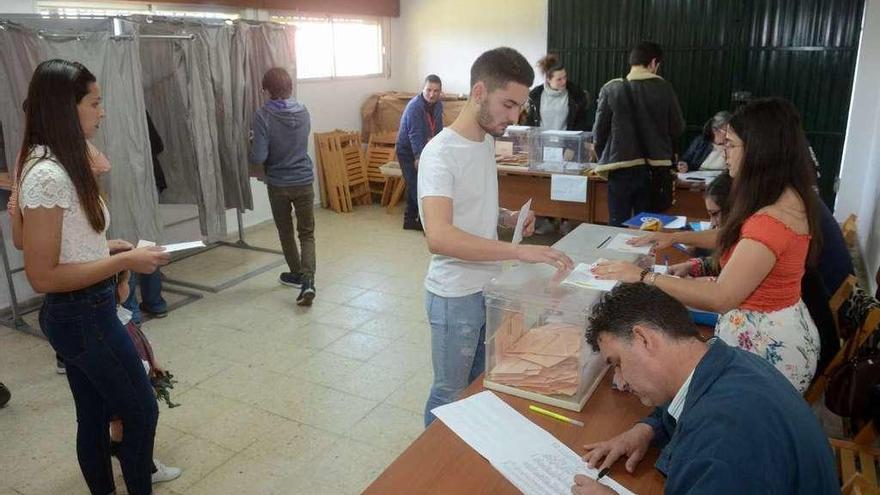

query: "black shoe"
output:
279 272 305 287
403 218 423 231
297 277 316 307
0 382 10 408
56 358 66 375
140 304 168 319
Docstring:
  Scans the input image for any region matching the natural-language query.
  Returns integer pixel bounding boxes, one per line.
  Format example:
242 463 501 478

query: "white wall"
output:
0 0 36 12
392 0 549 95
836 0 880 295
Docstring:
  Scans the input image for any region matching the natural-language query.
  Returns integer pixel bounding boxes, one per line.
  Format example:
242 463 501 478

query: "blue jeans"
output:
123 269 166 325
399 157 419 222
424 291 486 427
41 283 158 495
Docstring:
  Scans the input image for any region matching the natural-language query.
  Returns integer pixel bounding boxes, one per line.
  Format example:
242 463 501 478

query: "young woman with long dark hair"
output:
16 59 170 495
593 97 822 392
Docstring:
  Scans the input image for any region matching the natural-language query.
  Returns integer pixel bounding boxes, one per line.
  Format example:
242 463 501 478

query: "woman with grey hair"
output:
677 111 731 172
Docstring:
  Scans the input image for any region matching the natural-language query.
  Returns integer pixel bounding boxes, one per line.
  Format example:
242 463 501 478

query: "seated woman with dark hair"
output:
594 98 823 392
677 111 731 173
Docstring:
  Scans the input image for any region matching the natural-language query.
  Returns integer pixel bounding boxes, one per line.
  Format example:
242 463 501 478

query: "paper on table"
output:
512 199 532 245
606 233 652 255
432 391 635 495
550 174 588 203
664 216 687 229
700 221 712 231
561 262 618 292
653 264 669 274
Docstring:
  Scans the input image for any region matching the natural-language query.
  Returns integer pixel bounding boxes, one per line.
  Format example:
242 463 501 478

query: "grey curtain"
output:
1 16 298 246
0 16 161 244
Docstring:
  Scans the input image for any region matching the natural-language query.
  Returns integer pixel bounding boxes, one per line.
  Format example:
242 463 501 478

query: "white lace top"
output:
19 146 110 264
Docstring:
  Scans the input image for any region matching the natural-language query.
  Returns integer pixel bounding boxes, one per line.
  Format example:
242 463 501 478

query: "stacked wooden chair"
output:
313 130 372 213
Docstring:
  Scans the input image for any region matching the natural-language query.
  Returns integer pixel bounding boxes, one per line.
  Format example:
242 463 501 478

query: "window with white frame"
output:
273 15 386 80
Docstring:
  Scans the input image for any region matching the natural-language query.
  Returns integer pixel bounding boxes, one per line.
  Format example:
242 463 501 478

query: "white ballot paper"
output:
137 240 206 253
606 234 651 255
550 174 588 203
562 262 618 292
512 199 532 245
433 391 635 495
664 216 687 229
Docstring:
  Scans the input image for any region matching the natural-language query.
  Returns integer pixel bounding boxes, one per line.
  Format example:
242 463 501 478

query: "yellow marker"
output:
529 404 584 427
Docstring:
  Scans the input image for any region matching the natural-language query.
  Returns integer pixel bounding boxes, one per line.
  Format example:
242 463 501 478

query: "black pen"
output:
596 235 611 249
596 467 610 480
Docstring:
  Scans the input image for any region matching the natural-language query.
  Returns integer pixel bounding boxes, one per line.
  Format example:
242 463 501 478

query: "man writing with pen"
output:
571 283 836 495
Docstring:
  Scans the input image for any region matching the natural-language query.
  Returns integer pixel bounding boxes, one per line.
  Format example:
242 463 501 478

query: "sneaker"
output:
140 304 168 319
56 358 66 375
151 458 182 484
296 277 316 307
279 272 305 287
403 218 424 231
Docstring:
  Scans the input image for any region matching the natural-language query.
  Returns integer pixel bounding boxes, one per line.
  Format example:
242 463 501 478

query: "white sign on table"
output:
550 174 588 203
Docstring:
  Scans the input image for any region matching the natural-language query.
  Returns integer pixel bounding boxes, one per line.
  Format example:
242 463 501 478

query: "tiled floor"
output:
0 205 438 495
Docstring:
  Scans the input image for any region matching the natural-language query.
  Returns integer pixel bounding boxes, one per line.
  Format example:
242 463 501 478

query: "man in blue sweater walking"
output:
396 74 444 231
250 67 316 306
572 284 837 495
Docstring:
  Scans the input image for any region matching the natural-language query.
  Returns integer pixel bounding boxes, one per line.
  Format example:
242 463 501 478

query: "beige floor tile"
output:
241 419 342 473
150 434 237 491
150 342 232 392
312 304 379 330
345 404 424 454
292 439 400 494
263 380 379 434
186 455 290 495
287 351 364 385
384 370 434 414
12 460 88 495
311 282 367 305
283 323 350 351
195 364 290 406
322 331 391 361
356 314 426 341
331 361 414 402
367 339 432 374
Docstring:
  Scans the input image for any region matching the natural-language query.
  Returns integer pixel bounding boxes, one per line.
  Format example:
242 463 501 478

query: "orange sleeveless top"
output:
720 213 810 312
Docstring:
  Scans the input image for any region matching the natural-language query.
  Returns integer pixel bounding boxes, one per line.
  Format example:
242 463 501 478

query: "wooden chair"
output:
379 161 405 213
366 131 398 198
833 423 880 495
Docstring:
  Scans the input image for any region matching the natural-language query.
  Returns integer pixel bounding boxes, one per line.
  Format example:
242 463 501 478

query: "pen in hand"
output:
597 467 610 480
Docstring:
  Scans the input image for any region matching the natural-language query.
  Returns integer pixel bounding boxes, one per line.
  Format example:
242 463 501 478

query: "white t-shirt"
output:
418 128 501 297
19 146 110 264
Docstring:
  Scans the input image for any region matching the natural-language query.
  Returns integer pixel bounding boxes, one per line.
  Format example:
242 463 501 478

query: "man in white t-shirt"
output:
419 47 575 426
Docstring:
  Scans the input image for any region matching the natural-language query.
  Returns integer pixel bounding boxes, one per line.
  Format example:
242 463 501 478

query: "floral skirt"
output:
715 300 820 393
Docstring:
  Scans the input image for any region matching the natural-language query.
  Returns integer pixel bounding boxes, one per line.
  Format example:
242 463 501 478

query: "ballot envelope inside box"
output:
483 261 610 412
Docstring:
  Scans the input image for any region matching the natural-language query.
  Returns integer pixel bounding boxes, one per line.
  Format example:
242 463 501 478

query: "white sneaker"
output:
151 458 181 484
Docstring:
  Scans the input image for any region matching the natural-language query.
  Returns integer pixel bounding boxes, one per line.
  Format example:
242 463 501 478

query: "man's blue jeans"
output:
423 291 486 427
123 269 167 325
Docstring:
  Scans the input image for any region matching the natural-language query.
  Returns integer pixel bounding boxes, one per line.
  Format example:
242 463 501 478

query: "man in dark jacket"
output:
572 284 838 495
250 67 317 306
396 74 444 231
593 42 685 226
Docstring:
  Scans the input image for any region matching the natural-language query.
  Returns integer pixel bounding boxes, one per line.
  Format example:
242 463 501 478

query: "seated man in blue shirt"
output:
572 283 837 495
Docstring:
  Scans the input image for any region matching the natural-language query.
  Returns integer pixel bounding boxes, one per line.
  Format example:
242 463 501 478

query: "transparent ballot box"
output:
495 125 538 166
483 262 609 412
528 130 593 174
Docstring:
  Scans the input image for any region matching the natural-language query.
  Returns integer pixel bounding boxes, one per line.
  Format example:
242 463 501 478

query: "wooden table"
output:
497 165 708 225
365 242 697 495
364 372 665 495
